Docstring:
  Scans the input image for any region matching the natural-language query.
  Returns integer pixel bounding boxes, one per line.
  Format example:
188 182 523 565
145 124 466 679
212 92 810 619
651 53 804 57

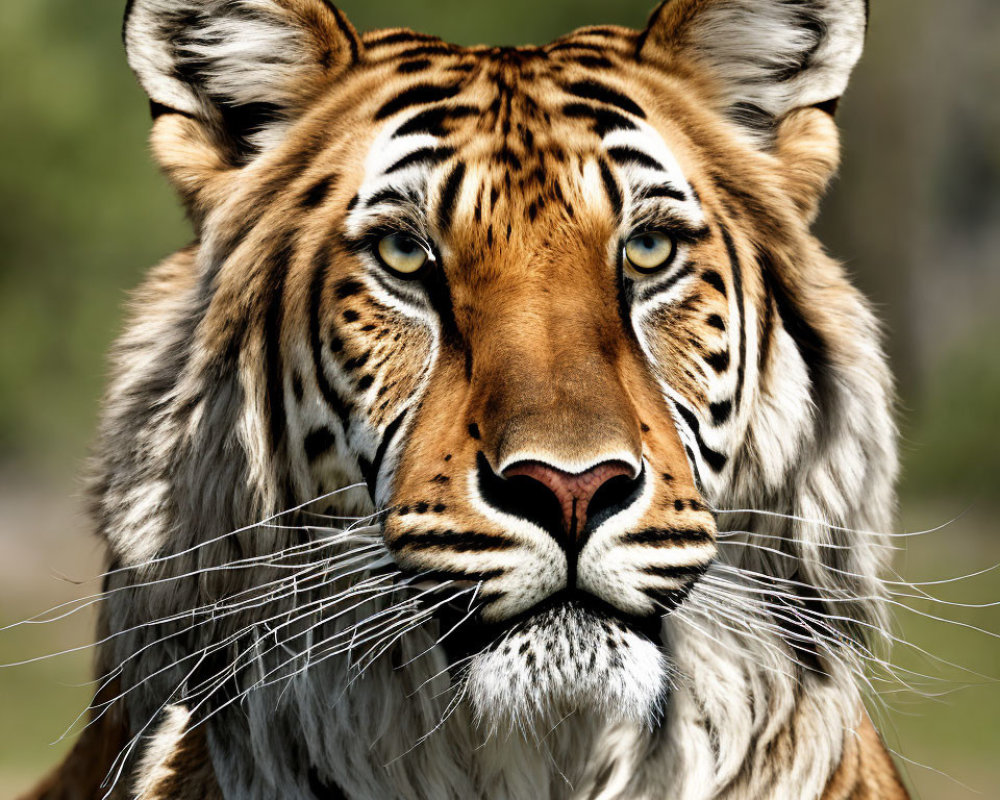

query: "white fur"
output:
684 0 867 142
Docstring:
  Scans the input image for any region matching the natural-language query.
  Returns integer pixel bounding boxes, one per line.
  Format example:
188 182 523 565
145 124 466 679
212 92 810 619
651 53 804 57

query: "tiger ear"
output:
639 0 866 218
124 0 362 164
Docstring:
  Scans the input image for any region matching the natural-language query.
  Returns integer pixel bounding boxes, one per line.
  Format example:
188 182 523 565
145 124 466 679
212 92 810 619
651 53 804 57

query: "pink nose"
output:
503 460 635 538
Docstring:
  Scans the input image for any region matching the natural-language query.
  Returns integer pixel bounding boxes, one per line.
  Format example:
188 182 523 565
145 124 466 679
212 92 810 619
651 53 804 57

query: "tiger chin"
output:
25 1 911 799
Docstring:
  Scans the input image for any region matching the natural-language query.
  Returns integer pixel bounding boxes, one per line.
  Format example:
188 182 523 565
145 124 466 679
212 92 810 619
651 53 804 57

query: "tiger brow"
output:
385 146 456 175
564 80 647 119
394 105 479 138
364 188 413 209
636 184 688 203
375 83 463 121
607 145 666 173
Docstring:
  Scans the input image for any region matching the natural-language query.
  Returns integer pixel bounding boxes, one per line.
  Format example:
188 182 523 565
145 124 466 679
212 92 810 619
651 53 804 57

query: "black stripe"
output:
335 278 364 299
758 285 775 370
386 146 455 175
304 427 337 462
578 27 628 39
394 104 478 137
658 263 695 294
576 55 615 69
343 351 370 372
685 445 703 490
364 188 410 208
720 227 747 406
638 184 687 202
366 410 408 500
301 174 336 209
548 42 607 54
392 530 517 553
264 241 293 455
635 263 695 304
705 350 730 373
374 84 462 120
621 528 713 545
709 400 732 425
607 145 664 172
702 270 727 297
599 159 623 218
418 568 505 583
675 403 728 472
636 0 671 57
325 3 360 64
309 243 351 428
562 103 637 137
759 253 832 414
565 80 646 118
707 314 726 331
642 564 709 580
398 59 432 74
366 31 441 49
397 44 457 59
436 161 467 233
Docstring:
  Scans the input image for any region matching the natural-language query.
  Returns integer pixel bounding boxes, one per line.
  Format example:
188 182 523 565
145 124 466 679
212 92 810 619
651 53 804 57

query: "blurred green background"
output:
0 0 996 796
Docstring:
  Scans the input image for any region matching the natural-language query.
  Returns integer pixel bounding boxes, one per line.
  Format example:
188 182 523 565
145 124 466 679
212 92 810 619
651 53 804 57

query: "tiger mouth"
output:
432 588 671 664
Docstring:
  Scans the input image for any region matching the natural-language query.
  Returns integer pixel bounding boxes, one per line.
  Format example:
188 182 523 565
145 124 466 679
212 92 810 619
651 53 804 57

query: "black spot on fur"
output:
335 279 364 299
304 427 337 462
301 174 336 209
702 270 727 297
710 400 733 425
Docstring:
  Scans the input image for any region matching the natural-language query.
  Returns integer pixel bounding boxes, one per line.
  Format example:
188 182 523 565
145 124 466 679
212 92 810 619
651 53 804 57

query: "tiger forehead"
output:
364 44 649 147
344 40 701 243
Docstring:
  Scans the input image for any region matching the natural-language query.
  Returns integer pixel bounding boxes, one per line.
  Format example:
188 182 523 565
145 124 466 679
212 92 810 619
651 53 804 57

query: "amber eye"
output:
624 232 677 276
376 233 429 277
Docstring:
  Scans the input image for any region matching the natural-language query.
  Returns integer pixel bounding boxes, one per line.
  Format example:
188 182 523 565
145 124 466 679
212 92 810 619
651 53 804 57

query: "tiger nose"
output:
502 460 639 542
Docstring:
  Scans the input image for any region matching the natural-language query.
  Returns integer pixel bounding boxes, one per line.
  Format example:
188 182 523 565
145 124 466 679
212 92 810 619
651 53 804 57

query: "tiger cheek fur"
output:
27 1 909 799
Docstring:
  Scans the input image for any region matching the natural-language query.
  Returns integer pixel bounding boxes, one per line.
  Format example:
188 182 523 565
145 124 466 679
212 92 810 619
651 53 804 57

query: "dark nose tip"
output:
501 460 640 542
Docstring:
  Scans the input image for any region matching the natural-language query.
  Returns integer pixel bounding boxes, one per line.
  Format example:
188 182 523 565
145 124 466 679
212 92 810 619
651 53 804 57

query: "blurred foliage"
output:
0 0 996 797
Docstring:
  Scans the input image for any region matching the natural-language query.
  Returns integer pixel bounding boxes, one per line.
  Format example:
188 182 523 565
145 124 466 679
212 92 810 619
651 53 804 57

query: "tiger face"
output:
111 1 897 782
334 43 734 722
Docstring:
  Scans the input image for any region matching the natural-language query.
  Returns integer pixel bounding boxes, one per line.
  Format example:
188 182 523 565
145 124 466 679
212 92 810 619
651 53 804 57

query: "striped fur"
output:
27 2 907 798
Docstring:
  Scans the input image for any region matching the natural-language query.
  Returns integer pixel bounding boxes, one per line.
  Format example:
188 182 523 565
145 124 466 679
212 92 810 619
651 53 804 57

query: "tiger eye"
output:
624 232 677 276
377 233 429 277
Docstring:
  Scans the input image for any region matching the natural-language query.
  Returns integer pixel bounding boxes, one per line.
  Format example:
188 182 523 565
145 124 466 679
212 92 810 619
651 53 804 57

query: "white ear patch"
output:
125 0 209 116
651 0 867 143
124 0 357 153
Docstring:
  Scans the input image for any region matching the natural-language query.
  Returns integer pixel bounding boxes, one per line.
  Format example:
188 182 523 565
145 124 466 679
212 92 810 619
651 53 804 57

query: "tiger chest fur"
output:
27 1 908 799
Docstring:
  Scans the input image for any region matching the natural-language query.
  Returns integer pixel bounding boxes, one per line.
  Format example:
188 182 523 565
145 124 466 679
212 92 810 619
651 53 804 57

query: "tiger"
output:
24 1 910 798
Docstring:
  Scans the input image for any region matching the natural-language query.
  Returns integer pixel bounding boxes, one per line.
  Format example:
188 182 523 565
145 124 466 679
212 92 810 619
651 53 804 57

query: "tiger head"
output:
102 0 896 789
